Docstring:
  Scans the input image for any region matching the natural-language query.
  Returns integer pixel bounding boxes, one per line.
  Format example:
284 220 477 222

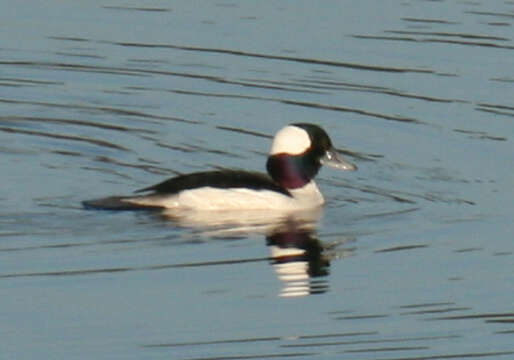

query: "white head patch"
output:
270 125 311 155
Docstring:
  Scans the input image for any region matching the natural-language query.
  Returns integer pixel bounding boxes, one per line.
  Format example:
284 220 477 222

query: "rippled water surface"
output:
1 1 513 359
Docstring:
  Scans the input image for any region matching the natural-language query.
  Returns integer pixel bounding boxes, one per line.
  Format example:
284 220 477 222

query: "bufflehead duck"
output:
82 123 357 211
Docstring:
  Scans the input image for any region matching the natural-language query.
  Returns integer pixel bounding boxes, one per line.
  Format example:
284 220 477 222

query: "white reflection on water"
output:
267 217 354 297
160 206 322 236
160 206 354 297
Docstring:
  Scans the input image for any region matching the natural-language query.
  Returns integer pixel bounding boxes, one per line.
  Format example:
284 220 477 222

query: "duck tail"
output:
82 196 163 211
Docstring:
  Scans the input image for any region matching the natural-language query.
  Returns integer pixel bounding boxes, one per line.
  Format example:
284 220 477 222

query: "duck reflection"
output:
160 207 323 238
267 220 330 297
156 207 352 297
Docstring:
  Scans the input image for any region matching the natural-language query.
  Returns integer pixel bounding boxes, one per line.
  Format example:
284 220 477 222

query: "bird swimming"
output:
82 123 357 211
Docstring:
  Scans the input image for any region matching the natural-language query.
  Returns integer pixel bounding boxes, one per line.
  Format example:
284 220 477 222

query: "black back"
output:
135 169 292 197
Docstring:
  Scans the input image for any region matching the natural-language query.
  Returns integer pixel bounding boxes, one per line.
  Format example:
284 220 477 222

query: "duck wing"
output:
135 170 291 197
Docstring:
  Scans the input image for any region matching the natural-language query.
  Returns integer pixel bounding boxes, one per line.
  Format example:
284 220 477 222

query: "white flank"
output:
123 181 324 211
270 125 311 155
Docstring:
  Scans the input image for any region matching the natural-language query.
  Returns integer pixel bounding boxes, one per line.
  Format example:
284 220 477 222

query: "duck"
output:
82 123 357 211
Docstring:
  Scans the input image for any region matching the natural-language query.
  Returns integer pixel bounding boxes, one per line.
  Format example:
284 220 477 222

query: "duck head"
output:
266 123 357 190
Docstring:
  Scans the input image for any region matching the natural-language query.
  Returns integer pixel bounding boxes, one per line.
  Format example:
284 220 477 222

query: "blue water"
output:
1 1 513 359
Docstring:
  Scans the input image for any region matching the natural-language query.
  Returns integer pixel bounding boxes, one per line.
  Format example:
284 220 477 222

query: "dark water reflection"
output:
1 1 514 359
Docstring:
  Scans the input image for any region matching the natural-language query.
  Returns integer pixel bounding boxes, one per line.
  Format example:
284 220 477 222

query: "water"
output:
1 1 513 359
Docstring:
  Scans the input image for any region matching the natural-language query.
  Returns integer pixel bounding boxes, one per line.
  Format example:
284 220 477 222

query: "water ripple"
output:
352 34 514 50
112 41 435 73
0 126 129 151
101 5 171 12
0 97 199 124
0 256 269 279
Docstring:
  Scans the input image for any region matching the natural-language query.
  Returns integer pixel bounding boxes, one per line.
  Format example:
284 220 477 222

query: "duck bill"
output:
320 148 357 171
